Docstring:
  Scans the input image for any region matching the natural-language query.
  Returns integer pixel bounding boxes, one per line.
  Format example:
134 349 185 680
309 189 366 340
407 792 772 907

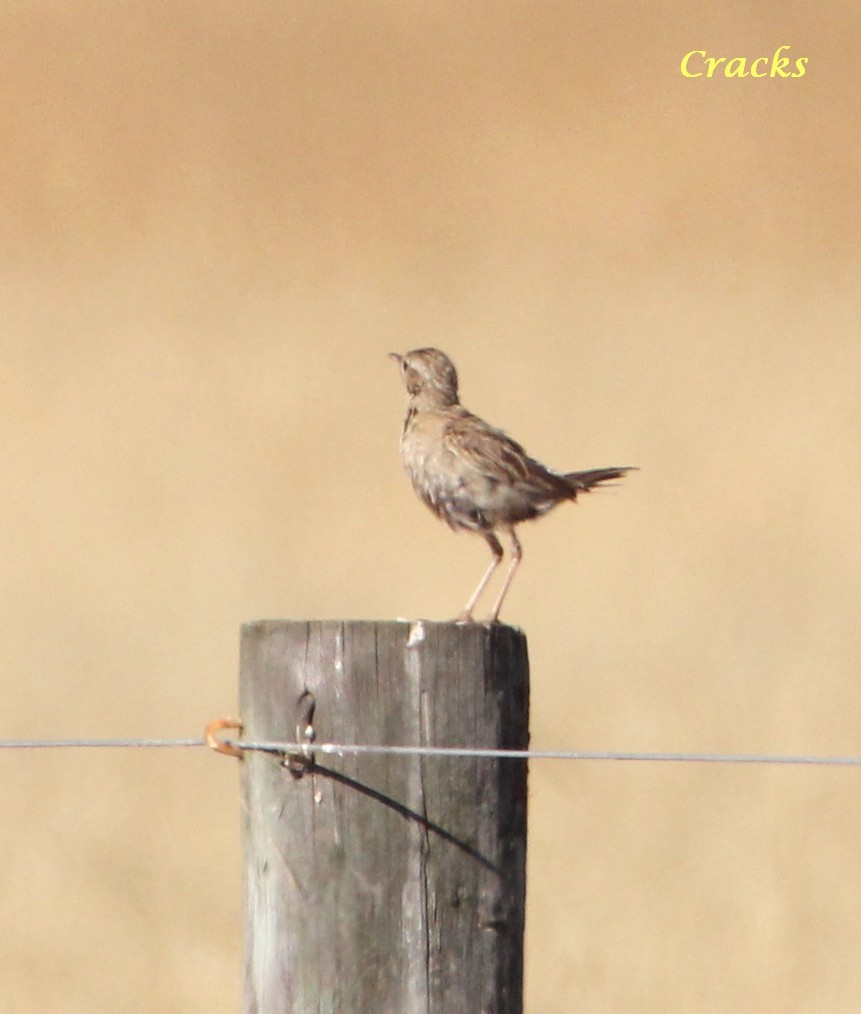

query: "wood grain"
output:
240 619 529 1014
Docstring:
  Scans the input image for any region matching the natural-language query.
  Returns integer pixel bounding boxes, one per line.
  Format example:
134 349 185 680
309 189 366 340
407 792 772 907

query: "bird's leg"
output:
488 529 522 623
456 532 503 623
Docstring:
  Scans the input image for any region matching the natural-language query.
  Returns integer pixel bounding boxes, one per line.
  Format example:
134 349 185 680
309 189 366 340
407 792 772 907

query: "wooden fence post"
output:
239 619 530 1014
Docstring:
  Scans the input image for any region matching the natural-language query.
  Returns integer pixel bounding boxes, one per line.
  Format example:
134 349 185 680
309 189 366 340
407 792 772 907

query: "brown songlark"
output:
390 348 634 623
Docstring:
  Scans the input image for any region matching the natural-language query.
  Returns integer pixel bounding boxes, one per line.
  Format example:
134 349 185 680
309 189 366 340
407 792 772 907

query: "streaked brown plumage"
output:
390 347 634 623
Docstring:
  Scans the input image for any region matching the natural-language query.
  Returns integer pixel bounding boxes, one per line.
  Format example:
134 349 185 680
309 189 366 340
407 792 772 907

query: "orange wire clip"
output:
204 717 244 759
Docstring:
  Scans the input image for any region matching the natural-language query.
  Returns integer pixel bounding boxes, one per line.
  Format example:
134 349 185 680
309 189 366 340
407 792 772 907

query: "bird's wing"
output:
442 412 535 484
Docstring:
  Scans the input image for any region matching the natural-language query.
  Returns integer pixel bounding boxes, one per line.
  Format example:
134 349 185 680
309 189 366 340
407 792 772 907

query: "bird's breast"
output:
399 411 466 520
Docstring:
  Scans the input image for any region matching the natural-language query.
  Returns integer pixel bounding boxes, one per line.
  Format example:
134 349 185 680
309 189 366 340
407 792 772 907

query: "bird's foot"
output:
454 611 504 626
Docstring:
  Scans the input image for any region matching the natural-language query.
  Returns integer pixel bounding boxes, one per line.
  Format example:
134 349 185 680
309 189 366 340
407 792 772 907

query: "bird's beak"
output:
388 352 402 365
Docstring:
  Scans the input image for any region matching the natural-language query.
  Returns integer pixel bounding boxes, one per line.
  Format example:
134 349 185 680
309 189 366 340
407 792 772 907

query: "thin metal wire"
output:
233 740 861 766
1 736 861 766
0 738 205 749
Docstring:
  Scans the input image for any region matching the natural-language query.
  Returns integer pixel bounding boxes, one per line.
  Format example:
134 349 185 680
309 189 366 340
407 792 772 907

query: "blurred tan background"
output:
2 2 859 1011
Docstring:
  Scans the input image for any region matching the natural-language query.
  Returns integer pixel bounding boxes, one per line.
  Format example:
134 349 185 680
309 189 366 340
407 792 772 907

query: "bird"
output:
390 347 634 623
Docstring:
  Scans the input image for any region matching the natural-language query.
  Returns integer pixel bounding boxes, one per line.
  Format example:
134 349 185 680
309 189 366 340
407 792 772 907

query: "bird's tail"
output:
562 466 635 498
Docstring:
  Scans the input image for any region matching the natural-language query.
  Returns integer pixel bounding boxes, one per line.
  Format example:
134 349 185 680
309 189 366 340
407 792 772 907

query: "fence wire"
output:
1 736 861 767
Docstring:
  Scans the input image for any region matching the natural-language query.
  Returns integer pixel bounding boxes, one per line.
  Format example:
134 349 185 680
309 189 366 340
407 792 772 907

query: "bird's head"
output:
389 348 460 407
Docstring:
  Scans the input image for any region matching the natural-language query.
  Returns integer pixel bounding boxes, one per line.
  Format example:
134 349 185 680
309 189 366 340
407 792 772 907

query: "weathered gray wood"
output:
240 619 529 1014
